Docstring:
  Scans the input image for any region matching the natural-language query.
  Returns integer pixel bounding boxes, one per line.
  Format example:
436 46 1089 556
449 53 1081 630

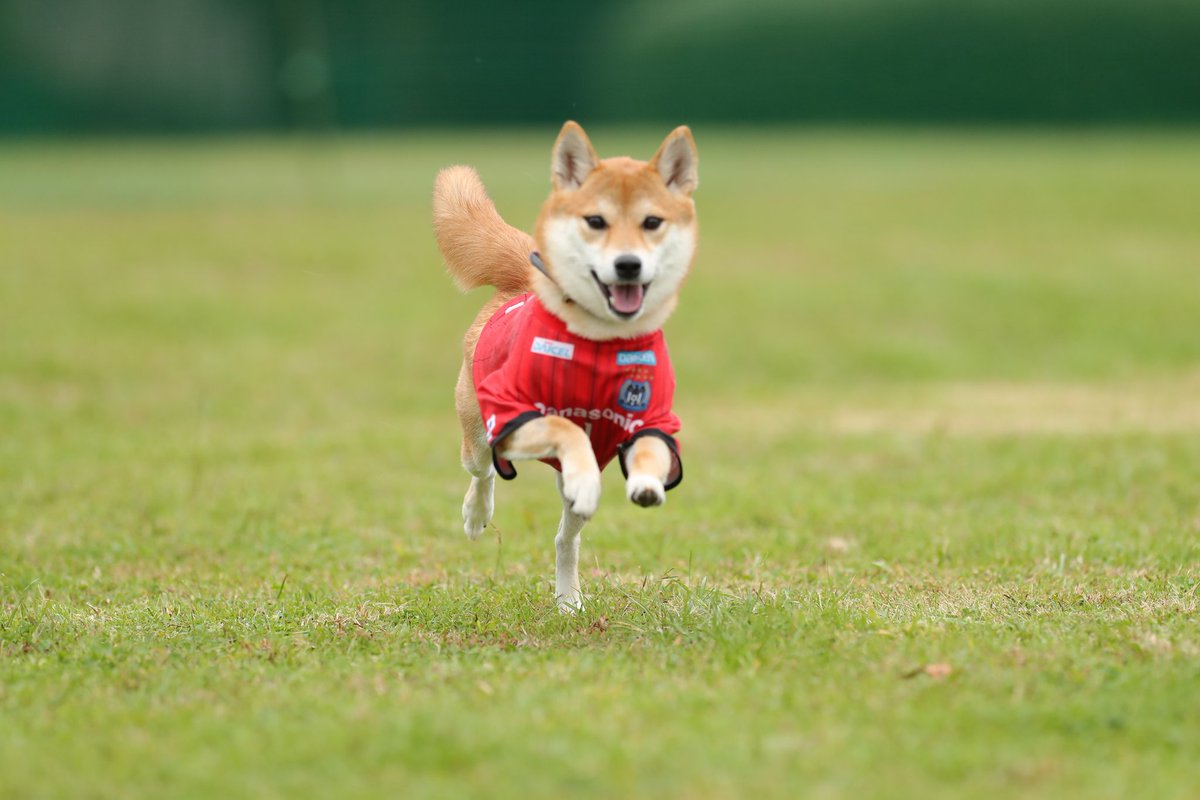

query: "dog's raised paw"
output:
562 468 601 519
626 474 665 508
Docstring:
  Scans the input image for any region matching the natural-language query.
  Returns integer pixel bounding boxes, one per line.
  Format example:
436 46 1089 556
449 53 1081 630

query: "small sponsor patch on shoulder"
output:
531 337 575 360
617 349 657 366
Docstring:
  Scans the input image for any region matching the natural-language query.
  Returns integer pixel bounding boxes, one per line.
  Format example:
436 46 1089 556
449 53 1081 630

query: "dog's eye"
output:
584 215 607 230
642 216 663 231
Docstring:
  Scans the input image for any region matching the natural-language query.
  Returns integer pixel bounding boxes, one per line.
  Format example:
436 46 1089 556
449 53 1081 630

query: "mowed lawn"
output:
2 130 1199 799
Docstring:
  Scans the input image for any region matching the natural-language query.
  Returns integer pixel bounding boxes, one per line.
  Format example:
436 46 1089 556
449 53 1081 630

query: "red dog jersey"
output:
473 292 682 488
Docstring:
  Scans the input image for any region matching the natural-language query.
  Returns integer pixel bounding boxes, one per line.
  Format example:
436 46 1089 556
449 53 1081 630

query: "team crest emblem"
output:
617 379 651 412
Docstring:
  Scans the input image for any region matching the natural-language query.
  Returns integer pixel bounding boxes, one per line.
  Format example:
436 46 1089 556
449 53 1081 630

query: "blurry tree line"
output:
1 0 1197 134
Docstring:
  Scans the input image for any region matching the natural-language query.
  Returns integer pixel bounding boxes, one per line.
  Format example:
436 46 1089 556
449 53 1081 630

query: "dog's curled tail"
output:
434 166 535 294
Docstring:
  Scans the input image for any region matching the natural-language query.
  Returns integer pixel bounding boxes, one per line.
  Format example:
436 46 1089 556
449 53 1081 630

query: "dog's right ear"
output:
551 121 598 191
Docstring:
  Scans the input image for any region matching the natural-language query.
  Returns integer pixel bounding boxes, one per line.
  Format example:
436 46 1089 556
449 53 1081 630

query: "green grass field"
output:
2 129 1199 799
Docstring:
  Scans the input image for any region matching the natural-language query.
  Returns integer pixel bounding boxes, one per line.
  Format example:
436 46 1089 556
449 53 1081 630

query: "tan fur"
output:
534 125 699 341
434 122 698 607
625 434 671 478
494 415 602 514
437 165 534 461
434 165 536 295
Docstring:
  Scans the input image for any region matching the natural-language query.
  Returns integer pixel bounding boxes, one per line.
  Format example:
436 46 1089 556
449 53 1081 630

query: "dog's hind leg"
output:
456 362 494 541
553 473 588 611
460 436 494 541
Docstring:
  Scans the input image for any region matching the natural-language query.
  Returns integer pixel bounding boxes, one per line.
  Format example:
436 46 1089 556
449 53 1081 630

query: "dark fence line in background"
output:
2 0 1198 134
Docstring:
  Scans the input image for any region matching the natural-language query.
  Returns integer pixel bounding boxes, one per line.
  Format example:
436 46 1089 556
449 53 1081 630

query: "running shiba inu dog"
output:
433 122 698 609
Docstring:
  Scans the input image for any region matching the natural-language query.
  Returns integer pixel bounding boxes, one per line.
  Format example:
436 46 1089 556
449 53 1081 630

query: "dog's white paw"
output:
462 479 493 541
556 592 583 614
626 473 665 508
562 467 601 519
463 515 487 541
463 507 490 540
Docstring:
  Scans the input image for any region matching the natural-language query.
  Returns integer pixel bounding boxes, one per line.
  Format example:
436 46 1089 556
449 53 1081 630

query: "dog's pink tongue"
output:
610 283 644 314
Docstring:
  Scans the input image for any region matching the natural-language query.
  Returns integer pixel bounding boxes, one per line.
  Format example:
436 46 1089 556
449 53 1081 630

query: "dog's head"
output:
533 122 699 340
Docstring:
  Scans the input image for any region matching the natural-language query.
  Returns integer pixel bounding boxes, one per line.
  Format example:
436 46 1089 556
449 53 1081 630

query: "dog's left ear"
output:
651 126 698 195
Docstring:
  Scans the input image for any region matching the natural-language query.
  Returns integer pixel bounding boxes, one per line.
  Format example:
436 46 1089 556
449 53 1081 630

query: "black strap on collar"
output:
530 250 548 275
530 251 573 304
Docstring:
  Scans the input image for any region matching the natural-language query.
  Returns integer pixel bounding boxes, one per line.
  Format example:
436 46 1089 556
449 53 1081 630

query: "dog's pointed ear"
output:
651 126 698 195
551 121 598 191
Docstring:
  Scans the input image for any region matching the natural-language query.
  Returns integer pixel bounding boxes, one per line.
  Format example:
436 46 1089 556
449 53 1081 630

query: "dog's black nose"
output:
614 255 642 281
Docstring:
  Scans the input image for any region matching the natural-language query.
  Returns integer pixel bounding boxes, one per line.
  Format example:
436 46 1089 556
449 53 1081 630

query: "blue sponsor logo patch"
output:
530 336 575 360
617 379 652 412
617 350 657 366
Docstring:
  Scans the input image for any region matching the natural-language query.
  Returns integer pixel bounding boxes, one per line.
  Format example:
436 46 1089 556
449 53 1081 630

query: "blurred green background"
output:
2 0 1198 134
5 4 1200 798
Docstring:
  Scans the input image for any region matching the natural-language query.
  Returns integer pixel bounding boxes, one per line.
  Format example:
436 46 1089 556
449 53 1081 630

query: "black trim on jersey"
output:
490 410 545 480
617 429 683 491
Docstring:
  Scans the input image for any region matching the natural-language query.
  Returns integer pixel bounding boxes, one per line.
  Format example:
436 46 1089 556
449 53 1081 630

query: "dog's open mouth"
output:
591 271 648 318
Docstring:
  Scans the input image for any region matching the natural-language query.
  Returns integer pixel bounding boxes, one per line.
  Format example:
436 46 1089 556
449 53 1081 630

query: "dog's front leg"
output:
553 473 587 610
497 416 599 610
624 435 672 508
496 416 601 518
